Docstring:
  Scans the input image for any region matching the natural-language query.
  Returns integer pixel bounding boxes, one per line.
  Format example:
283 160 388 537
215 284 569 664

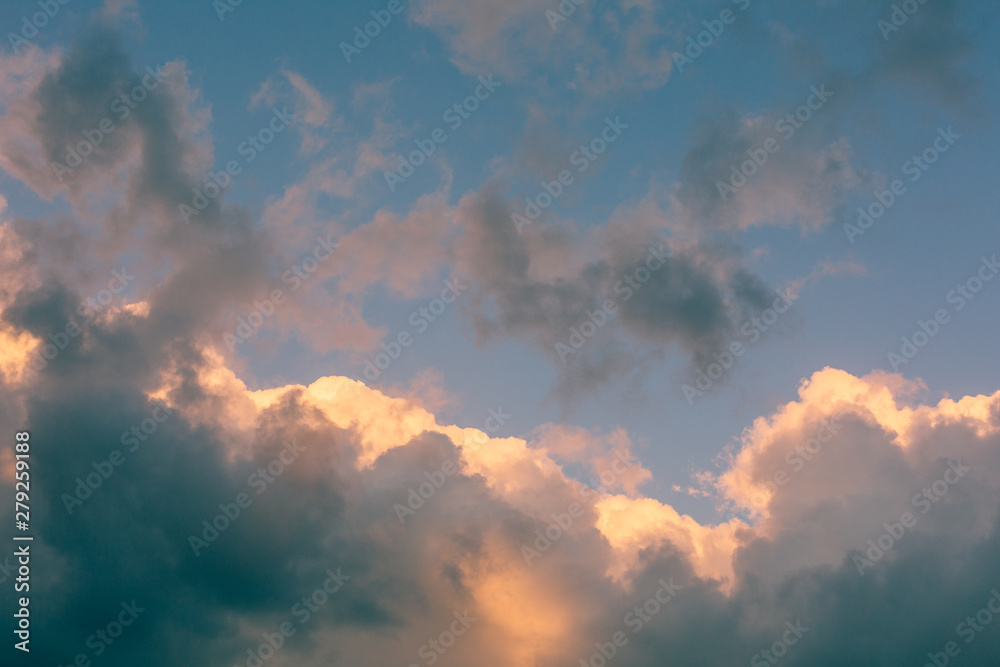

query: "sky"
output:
1 0 999 664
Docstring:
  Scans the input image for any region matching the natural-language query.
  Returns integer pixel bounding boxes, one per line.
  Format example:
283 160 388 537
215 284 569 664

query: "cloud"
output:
672 114 872 234
0 30 287 397
411 0 674 95
448 185 776 399
867 0 985 112
0 33 860 413
252 70 342 155
656 0 988 237
351 76 402 111
100 0 143 27
5 287 1000 664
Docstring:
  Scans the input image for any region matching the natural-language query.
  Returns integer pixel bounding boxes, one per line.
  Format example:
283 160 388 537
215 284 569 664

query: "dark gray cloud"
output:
452 185 773 402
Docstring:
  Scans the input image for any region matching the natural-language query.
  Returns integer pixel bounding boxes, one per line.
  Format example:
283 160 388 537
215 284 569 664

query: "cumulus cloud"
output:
3 295 999 665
